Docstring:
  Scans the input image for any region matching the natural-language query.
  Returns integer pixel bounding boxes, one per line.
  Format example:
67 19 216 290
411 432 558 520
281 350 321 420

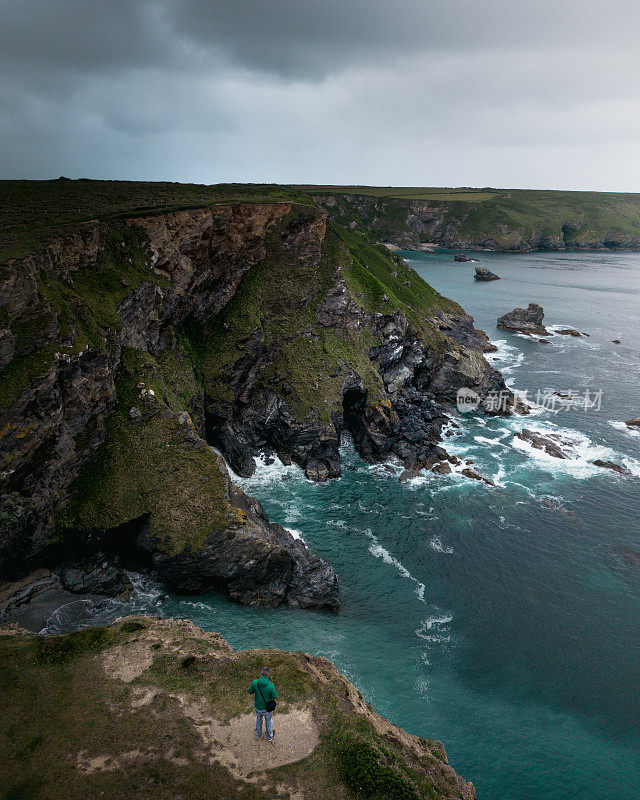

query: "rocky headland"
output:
310 188 640 252
0 191 508 613
0 615 476 800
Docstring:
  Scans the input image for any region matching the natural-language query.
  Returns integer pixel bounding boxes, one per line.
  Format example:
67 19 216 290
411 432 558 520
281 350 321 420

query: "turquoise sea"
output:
48 250 640 800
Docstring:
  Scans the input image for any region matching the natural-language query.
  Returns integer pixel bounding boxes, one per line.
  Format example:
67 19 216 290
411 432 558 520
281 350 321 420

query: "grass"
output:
0 624 258 800
297 185 498 202
0 179 315 263
0 617 466 800
299 185 640 249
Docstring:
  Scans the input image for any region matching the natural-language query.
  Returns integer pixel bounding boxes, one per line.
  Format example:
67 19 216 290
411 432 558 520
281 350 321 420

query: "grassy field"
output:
297 185 499 202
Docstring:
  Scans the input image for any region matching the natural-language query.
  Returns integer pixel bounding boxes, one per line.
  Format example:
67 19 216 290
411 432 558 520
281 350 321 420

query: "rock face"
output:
497 303 549 336
57 553 132 596
0 616 477 800
0 204 338 610
474 267 500 281
0 199 507 610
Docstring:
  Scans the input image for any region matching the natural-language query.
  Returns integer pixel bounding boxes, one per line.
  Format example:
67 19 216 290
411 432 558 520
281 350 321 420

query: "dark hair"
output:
261 666 270 676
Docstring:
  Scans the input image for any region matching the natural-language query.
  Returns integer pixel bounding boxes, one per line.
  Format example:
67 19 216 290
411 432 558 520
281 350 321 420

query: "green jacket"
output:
248 676 277 711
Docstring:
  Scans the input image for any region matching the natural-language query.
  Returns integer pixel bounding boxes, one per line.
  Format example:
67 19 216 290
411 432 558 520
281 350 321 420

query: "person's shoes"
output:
256 736 261 740
267 737 274 742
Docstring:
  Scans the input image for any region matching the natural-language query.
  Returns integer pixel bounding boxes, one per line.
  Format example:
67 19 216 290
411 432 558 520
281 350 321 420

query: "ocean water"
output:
46 250 640 800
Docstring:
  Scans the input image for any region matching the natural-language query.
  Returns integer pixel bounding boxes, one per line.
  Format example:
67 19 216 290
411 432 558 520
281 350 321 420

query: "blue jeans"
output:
255 709 273 740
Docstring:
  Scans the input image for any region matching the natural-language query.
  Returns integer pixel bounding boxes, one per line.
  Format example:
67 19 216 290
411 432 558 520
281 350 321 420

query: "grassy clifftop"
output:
302 185 640 250
0 616 475 800
4 179 640 263
0 179 313 263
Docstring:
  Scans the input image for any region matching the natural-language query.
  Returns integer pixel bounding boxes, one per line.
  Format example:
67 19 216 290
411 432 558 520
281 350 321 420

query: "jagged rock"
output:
431 462 452 474
57 553 133 597
0 200 509 611
460 467 495 486
613 339 621 344
454 253 473 262
474 267 500 281
514 428 572 459
497 303 549 336
591 459 630 475
0 328 16 369
625 418 640 427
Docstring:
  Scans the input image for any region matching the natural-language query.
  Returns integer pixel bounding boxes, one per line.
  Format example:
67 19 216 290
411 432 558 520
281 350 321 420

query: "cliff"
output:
0 615 476 800
0 184 505 610
309 187 640 251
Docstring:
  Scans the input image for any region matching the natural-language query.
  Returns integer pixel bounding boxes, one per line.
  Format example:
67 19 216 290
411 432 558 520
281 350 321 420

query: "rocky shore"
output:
0 198 508 613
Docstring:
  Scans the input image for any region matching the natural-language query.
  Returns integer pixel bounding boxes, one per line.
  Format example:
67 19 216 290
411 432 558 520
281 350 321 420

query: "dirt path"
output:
178 700 320 778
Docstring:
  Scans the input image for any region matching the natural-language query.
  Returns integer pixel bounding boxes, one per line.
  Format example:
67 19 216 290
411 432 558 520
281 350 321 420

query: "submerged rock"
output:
460 467 495 486
497 303 549 336
514 428 572 459
539 497 571 513
474 267 500 281
557 328 582 337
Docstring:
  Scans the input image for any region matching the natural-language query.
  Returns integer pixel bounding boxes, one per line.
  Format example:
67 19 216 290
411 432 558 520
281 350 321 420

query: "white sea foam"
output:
231 452 301 489
508 421 640 479
366 530 426 602
486 339 526 375
415 614 453 643
609 420 640 439
286 527 305 542
41 571 165 634
427 536 454 554
182 600 215 612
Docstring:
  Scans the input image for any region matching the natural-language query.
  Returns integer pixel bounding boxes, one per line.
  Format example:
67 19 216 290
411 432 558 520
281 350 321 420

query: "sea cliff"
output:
0 186 505 610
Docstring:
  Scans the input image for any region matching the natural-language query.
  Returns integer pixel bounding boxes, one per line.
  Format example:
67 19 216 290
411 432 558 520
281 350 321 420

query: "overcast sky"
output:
2 0 640 190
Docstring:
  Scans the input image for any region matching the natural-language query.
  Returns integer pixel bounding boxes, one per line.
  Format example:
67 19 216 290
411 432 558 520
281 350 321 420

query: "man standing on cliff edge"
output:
249 666 277 742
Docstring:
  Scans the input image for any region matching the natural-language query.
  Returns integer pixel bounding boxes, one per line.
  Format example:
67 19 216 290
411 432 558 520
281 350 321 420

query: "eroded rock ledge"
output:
0 615 477 800
0 201 507 609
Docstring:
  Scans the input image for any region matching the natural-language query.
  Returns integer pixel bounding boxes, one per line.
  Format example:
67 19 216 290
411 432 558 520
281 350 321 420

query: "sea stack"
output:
497 303 549 336
474 267 500 281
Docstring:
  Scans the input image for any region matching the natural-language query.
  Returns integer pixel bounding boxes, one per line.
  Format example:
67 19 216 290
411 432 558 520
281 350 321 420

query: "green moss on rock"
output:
58 347 229 555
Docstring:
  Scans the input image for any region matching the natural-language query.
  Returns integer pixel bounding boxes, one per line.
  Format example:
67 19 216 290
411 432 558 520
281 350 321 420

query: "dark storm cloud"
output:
1 0 640 188
0 1 169 70
169 0 640 78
